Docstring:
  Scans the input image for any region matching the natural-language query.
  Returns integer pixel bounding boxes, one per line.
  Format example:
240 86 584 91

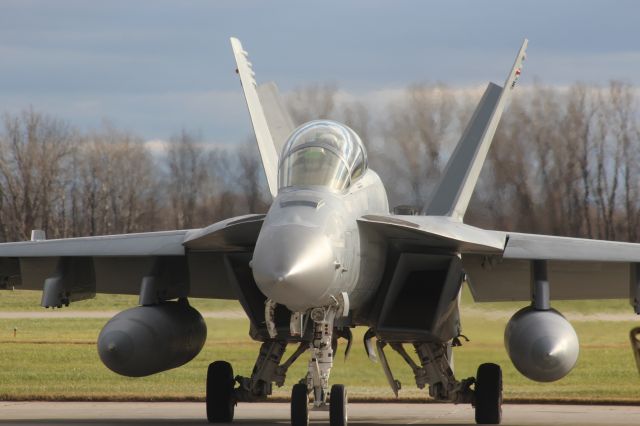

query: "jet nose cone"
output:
252 224 336 311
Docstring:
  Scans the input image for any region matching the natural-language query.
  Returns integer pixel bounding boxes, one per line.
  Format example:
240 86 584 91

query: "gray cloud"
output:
0 0 638 143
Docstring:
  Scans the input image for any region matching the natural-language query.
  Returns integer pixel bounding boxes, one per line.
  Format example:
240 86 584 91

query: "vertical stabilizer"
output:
230 37 280 198
256 82 295 155
425 39 528 220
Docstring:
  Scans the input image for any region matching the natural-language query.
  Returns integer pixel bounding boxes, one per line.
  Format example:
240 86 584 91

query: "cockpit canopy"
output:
278 120 367 191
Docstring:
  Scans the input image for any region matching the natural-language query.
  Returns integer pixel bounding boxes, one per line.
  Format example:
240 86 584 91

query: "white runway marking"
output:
462 307 640 322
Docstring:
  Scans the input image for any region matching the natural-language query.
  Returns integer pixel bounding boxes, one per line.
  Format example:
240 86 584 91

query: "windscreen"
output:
278 120 367 191
280 147 349 190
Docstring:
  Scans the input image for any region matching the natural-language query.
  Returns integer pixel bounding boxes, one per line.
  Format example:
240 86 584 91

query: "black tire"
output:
206 361 235 423
329 384 348 426
291 383 309 426
475 363 502 424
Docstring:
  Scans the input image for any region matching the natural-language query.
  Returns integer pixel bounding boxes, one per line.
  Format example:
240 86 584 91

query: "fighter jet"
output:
0 37 638 425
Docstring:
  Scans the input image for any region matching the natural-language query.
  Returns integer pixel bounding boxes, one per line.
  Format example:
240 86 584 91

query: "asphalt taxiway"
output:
1 402 639 425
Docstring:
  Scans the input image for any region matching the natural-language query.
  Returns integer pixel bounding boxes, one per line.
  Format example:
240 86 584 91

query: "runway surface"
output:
1 402 639 425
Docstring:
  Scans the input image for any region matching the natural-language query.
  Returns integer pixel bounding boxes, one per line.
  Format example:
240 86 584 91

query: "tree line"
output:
0 80 638 242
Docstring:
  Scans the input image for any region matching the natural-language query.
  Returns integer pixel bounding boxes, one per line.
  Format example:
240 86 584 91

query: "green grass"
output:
0 289 241 312
0 310 638 402
2 285 634 315
459 285 634 315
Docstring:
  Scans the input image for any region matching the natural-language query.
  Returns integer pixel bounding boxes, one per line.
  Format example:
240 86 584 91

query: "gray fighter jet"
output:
1 37 639 425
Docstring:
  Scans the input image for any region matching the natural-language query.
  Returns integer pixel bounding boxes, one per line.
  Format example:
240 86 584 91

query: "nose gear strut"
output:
290 302 350 426
224 298 351 425
307 306 336 407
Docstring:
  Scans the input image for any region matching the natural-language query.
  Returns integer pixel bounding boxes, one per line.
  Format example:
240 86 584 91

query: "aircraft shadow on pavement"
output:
0 420 473 426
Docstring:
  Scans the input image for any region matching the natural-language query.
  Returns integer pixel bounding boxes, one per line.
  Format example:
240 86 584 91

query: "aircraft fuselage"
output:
252 169 389 312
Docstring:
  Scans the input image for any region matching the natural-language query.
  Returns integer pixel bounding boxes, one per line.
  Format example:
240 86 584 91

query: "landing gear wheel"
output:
291 383 309 426
474 363 502 424
329 384 348 426
206 361 235 423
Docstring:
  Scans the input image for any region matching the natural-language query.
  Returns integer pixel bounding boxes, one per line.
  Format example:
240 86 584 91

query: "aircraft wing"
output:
0 214 265 304
0 230 189 257
359 214 640 307
464 231 640 304
357 214 506 254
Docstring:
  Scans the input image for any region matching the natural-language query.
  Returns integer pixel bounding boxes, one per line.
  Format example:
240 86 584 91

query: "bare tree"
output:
75 124 156 235
341 100 372 146
0 109 75 241
607 81 639 241
236 139 268 213
287 84 339 125
482 96 540 232
204 147 246 221
166 130 208 229
381 84 456 211
2 80 639 243
562 84 597 238
592 85 626 240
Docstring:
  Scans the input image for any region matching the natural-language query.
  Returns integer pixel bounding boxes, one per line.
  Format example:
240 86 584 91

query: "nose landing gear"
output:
207 298 350 425
305 306 348 425
308 306 335 408
291 383 309 426
290 305 348 426
329 384 348 426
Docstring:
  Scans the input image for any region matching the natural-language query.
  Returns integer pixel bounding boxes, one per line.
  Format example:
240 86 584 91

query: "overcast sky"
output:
1 0 639 144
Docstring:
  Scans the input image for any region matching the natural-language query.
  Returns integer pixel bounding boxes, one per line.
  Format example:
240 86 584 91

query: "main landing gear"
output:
206 361 235 423
206 339 307 423
372 335 503 425
474 363 502 424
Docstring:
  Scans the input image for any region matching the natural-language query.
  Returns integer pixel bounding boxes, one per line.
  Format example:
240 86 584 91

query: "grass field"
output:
0 290 240 312
1 288 639 402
